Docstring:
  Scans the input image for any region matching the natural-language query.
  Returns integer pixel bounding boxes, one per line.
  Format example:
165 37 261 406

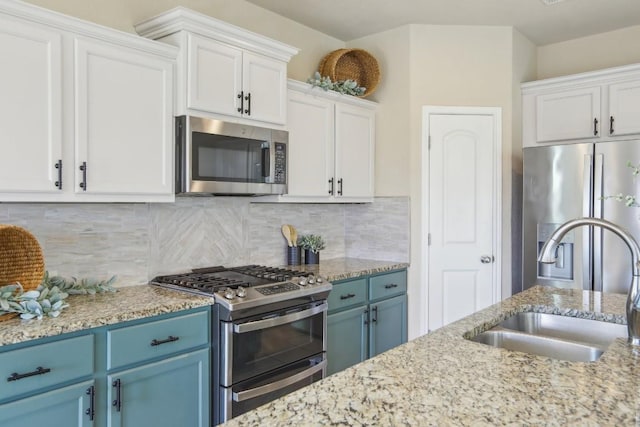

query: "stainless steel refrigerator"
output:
522 139 640 294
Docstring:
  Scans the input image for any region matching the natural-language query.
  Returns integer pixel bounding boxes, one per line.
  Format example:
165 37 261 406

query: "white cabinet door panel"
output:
0 16 62 193
187 34 242 117
286 91 334 197
75 37 173 196
608 80 640 137
536 87 600 142
335 103 375 198
243 52 287 125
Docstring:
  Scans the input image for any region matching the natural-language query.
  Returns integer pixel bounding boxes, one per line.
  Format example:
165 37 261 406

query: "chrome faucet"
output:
538 217 640 346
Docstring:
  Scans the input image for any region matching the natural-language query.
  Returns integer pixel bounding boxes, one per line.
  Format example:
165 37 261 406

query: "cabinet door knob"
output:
480 255 494 264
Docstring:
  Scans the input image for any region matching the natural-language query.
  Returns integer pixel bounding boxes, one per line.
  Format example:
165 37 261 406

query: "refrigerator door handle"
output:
593 153 604 292
582 154 594 291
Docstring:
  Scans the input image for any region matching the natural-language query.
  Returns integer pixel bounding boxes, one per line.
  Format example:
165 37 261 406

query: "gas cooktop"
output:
150 265 332 312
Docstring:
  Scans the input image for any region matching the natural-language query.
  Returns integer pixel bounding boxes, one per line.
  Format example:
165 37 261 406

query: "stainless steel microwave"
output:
175 116 287 195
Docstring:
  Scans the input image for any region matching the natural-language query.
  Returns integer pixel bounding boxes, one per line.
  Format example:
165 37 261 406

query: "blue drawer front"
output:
107 310 209 370
0 334 94 401
327 278 367 313
369 270 407 301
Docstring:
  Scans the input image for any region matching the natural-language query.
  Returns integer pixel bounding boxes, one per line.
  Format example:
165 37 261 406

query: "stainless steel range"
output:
151 265 332 425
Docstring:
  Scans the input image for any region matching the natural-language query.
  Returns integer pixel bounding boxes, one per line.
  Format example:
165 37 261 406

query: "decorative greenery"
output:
307 71 366 97
0 272 117 320
603 162 640 207
298 234 326 254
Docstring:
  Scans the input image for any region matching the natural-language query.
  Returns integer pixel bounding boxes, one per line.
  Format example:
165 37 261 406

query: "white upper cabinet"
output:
535 87 601 143
608 80 640 137
0 0 177 202
277 80 376 203
74 37 173 197
0 14 62 194
523 63 640 147
135 7 298 127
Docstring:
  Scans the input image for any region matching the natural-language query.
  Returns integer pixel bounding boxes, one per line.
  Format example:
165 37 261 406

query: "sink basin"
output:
468 312 627 362
470 329 605 362
498 312 627 348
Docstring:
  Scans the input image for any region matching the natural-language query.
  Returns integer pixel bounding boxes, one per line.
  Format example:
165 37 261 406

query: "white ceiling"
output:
245 0 640 45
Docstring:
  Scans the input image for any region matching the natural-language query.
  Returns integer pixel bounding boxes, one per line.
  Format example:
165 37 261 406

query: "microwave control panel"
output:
274 142 287 184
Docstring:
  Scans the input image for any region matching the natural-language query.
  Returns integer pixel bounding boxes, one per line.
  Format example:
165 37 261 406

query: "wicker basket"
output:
0 224 45 292
318 48 381 97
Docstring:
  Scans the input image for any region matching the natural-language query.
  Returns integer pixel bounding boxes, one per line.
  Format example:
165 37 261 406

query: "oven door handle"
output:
232 359 326 402
233 302 327 333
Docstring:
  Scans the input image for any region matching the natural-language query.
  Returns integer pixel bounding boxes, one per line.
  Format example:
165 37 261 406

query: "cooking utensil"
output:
281 224 293 247
290 225 298 247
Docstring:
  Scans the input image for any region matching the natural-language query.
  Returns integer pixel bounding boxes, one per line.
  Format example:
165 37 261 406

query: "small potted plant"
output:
298 234 326 264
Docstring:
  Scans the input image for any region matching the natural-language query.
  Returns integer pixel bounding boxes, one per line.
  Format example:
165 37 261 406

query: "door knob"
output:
480 255 494 264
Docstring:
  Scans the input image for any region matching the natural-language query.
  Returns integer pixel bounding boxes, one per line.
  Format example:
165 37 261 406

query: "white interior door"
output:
425 108 501 330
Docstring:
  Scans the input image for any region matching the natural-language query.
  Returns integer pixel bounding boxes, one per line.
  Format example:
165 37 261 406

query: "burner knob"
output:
298 277 308 286
236 286 247 298
224 289 235 300
316 277 323 283
307 276 316 284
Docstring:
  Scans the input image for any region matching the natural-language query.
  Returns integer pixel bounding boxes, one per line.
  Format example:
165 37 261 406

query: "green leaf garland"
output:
0 272 117 320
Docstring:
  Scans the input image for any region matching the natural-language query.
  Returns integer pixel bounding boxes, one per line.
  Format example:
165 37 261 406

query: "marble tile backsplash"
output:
0 197 410 286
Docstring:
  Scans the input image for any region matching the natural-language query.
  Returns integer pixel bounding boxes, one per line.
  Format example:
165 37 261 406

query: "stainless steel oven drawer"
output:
107 310 209 370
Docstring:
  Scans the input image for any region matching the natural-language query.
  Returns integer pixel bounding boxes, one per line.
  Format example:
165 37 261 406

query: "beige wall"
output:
22 0 343 81
348 24 535 338
347 27 412 197
537 25 640 80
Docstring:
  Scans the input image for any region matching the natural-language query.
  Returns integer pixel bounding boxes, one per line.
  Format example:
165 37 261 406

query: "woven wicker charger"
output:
318 48 381 97
0 225 45 321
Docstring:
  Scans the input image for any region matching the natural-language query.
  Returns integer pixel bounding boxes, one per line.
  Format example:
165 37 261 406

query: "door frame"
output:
421 106 503 332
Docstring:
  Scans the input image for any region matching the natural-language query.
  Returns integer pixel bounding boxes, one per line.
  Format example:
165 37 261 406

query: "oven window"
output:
228 305 324 384
192 132 267 183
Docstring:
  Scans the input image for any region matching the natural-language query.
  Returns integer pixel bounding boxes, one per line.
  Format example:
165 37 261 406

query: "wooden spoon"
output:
281 224 293 247
290 225 298 247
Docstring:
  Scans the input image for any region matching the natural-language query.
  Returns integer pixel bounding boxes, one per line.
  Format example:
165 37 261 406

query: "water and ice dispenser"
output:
537 223 574 280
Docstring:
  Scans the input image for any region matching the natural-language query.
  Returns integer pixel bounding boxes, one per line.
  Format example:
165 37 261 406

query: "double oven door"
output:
218 300 327 422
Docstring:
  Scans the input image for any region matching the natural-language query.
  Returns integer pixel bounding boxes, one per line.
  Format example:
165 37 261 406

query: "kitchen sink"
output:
468 312 627 362
498 312 627 348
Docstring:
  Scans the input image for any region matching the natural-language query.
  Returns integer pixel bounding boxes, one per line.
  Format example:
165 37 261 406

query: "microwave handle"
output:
234 302 327 333
262 146 270 178
232 360 326 402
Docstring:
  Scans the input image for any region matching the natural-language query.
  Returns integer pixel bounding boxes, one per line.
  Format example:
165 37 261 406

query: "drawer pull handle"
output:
384 284 399 289
372 306 378 323
150 335 180 346
340 293 356 300
7 366 51 382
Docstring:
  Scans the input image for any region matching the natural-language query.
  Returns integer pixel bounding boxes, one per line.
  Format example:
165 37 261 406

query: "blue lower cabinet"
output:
327 306 368 376
107 349 209 427
0 380 95 427
369 294 408 358
327 269 408 376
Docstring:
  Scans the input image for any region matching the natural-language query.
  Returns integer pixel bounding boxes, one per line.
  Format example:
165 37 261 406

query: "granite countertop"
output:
283 257 409 282
0 286 214 347
0 258 407 348
224 285 640 426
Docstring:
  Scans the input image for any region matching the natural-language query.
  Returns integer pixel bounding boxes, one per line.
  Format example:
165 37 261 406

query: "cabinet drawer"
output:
0 334 93 401
107 310 209 370
327 278 367 313
369 270 407 301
